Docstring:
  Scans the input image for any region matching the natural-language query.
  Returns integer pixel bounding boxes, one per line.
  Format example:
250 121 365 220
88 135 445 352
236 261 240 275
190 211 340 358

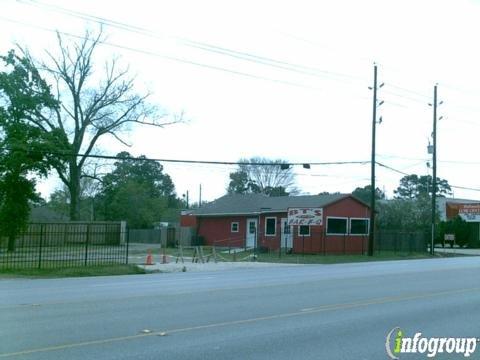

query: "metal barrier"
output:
0 222 129 269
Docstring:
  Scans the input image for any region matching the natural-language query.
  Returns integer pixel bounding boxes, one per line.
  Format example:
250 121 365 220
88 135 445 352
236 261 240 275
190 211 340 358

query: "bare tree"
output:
228 157 298 196
23 29 178 220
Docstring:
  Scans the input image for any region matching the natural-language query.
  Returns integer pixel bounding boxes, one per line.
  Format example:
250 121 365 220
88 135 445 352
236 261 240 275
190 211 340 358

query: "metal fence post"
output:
279 228 281 259
323 229 326 256
378 231 382 253
38 224 44 269
394 232 398 254
254 226 257 262
84 224 90 266
425 231 429 253
125 225 130 265
302 234 305 258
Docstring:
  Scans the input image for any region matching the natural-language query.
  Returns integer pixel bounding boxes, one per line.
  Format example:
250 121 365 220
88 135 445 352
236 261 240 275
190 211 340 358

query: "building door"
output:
246 218 257 248
281 218 293 249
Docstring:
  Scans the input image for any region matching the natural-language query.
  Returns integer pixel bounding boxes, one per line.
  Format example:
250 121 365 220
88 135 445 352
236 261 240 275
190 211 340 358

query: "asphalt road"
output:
1 257 480 359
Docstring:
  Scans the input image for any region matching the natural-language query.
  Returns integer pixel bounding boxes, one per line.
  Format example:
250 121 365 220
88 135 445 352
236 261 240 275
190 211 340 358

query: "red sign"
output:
287 208 323 226
458 203 480 222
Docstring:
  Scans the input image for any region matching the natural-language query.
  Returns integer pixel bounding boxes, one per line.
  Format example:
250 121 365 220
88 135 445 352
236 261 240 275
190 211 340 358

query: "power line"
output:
377 154 427 161
37 0 475 112
0 17 328 92
385 83 430 99
12 1 474 114
376 162 480 193
382 90 429 105
5 2 480 195
3 145 369 167
166 163 370 179
27 0 480 112
273 31 452 103
377 153 480 166
441 82 480 97
16 0 369 85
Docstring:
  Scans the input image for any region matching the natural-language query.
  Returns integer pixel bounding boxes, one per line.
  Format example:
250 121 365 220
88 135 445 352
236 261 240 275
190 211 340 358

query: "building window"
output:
327 217 348 235
350 218 369 235
231 222 239 233
265 217 277 236
249 221 256 234
298 225 310 236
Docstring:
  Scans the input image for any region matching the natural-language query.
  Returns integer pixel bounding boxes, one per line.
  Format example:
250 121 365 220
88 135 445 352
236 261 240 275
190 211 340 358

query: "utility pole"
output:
368 65 384 256
368 64 378 256
186 190 189 209
431 85 438 256
199 184 202 208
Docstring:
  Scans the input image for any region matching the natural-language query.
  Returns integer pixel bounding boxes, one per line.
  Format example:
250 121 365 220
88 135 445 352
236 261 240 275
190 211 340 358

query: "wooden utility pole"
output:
368 64 378 256
431 85 438 256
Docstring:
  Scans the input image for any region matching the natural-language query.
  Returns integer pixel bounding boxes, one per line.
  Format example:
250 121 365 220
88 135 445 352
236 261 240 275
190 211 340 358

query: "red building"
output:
181 193 371 254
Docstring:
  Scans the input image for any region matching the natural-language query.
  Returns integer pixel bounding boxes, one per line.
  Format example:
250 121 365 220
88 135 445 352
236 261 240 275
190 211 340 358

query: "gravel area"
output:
137 257 302 273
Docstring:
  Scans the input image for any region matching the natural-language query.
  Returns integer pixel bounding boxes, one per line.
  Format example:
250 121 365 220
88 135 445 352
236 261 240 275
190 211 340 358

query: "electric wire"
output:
0 17 328 93
17 0 480 119
377 162 480 193
15 0 369 85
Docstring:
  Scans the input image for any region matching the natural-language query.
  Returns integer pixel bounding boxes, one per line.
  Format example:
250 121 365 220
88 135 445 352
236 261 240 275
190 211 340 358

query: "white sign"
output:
458 204 480 222
287 208 323 226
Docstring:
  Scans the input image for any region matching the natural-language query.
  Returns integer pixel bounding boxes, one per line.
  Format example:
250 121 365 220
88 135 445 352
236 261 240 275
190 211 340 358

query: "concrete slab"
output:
434 247 480 256
138 260 301 273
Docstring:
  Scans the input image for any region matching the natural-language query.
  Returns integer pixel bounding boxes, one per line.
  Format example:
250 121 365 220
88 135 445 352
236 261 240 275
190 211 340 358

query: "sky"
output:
1 0 480 203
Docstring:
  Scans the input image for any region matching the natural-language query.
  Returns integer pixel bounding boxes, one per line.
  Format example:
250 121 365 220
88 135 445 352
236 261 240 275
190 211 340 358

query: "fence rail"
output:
376 230 428 253
127 226 193 247
209 230 428 256
128 229 162 244
0 222 129 269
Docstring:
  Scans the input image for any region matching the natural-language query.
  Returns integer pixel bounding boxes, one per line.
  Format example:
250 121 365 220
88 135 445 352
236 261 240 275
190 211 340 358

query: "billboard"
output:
458 203 480 222
287 208 323 226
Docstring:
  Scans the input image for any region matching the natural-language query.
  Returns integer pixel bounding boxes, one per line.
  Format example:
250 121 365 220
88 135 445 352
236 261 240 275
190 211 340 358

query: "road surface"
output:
1 257 480 359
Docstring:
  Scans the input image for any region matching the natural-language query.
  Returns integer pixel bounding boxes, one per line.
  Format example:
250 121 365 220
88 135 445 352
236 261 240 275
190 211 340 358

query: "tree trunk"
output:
69 162 81 221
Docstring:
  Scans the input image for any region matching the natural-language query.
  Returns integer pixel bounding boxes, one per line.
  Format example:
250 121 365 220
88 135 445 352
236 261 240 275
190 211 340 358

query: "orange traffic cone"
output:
145 249 154 265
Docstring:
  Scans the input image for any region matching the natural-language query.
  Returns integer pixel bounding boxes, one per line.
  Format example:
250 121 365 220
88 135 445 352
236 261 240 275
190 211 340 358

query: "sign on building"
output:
287 208 323 226
458 204 480 222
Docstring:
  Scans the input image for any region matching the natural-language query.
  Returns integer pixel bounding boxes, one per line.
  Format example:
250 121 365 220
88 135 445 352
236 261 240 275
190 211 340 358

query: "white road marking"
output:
300 308 315 312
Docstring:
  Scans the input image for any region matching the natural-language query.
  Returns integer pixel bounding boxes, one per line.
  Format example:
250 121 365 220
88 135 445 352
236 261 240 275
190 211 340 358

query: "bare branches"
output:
52 163 69 186
13 28 179 219
107 130 131 147
237 157 297 195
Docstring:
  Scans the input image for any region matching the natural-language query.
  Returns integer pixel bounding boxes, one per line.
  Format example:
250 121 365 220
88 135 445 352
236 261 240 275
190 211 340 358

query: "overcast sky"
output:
1 0 480 202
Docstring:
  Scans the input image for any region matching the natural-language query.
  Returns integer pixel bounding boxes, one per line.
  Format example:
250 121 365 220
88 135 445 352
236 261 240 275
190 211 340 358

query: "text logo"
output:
385 327 478 358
